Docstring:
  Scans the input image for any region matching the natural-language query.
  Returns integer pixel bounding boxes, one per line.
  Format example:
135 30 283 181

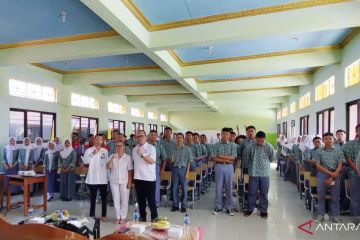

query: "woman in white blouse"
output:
107 141 133 224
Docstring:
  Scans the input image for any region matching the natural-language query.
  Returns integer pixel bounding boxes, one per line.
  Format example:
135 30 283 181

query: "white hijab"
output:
60 139 73 159
34 137 44 161
46 141 57 171
22 137 33 166
5 137 17 165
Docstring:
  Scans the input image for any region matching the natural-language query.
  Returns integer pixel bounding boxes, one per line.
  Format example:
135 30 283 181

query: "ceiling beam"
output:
102 85 188 96
0 35 139 66
181 48 341 77
148 1 360 50
160 107 212 112
63 68 171 85
213 96 289 106
81 0 216 111
214 102 282 109
127 94 198 103
146 101 205 108
207 87 298 101
197 73 312 92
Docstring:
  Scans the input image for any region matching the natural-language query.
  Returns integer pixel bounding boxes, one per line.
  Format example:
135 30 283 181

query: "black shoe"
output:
181 207 187 213
212 209 222 215
260 212 268 219
244 211 252 217
171 207 179 212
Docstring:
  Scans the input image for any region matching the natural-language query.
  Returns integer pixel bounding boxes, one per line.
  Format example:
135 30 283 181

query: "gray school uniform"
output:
3 148 20 193
58 150 77 200
18 149 35 169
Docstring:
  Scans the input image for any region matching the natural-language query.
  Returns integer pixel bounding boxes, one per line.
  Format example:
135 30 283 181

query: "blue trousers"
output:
317 172 340 216
156 164 161 207
172 167 188 208
247 176 270 213
47 170 57 195
350 175 360 217
215 164 233 211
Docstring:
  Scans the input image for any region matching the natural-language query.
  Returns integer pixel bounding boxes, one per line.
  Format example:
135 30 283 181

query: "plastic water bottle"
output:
28 204 34 215
133 202 140 222
183 214 190 229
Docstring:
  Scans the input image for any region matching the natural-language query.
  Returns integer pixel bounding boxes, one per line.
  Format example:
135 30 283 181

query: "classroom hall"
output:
1 1 360 240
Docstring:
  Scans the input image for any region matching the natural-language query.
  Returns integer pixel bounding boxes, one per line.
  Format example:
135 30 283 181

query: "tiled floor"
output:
2 164 359 240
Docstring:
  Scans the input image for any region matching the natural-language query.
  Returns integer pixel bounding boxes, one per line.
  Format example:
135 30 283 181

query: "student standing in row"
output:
83 135 109 221
239 126 257 175
171 133 192 213
314 132 345 223
58 139 77 201
33 137 45 167
212 128 237 216
18 137 34 171
107 141 133 224
148 130 167 208
44 141 58 201
244 131 274 219
3 137 20 193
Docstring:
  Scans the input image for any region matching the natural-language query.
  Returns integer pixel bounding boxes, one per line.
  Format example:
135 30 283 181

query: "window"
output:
108 119 126 139
9 79 57 102
315 76 335 101
346 99 360 141
290 120 296 138
161 125 169 134
317 108 335 136
345 58 360 88
290 102 296 113
9 108 56 142
300 115 309 135
132 122 144 134
277 124 281 136
71 115 98 140
71 93 99 109
148 112 158 120
299 92 311 109
160 114 168 122
108 102 126 114
277 110 282 120
131 108 144 118
282 107 288 118
149 124 158 132
282 122 288 138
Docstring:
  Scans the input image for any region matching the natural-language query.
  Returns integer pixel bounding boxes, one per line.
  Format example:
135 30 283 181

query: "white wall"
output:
0 64 170 148
278 34 360 137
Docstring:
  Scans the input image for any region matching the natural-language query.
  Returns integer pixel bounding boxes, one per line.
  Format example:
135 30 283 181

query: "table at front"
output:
0 173 4 210
6 174 47 216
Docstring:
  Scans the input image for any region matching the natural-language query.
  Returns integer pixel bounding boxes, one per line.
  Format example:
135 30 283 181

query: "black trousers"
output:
134 179 158 222
88 184 107 217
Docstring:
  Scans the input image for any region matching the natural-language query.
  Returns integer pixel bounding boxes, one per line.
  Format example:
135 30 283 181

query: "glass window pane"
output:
349 104 358 140
27 83 42 100
324 111 329 133
42 86 57 102
318 114 323 136
81 96 90 108
80 117 89 139
71 116 80 133
27 111 41 142
71 93 80 107
120 121 125 134
330 110 335 133
9 110 25 141
90 119 97 135
9 79 26 97
42 114 54 141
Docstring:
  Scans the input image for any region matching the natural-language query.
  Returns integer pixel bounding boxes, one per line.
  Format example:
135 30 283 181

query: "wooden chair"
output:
195 167 202 199
0 216 87 240
201 163 208 190
160 171 172 207
309 176 331 216
242 174 250 208
207 161 214 185
232 168 241 199
303 171 311 209
298 168 305 200
75 166 88 199
187 172 197 209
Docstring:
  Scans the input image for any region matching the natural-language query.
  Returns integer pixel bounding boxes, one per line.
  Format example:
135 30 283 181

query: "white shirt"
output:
83 147 108 185
132 143 156 181
108 153 133 184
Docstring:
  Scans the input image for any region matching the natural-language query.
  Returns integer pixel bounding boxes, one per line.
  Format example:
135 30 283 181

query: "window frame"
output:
132 122 144 134
149 124 158 132
300 115 310 135
108 119 126 134
282 121 288 138
9 108 56 143
316 107 335 136
346 99 360 141
71 115 99 140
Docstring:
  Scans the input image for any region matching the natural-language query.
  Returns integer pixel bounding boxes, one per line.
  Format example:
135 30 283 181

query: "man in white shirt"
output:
132 130 158 222
83 135 109 221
